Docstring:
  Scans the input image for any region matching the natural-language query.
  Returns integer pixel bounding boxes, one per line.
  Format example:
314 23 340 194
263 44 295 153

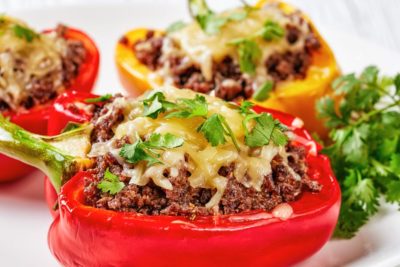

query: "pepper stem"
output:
0 116 92 192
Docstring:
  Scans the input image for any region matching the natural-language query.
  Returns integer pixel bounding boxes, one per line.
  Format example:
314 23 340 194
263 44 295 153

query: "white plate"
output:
1 1 400 266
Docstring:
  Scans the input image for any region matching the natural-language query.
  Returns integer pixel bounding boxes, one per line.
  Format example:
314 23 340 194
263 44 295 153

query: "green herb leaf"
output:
97 168 125 195
257 20 285 41
142 91 176 119
198 114 227 146
239 101 254 115
146 133 184 149
253 81 274 101
230 39 261 75
394 74 400 95
389 154 400 176
13 24 38 42
85 94 113 103
316 97 344 128
332 73 359 95
360 65 379 84
317 66 400 238
120 133 183 166
166 21 187 33
120 138 161 166
189 0 247 35
243 113 288 147
165 94 208 119
197 113 240 150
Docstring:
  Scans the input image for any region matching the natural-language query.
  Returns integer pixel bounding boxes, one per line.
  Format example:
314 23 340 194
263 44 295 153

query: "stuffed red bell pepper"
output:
0 86 340 267
0 15 100 181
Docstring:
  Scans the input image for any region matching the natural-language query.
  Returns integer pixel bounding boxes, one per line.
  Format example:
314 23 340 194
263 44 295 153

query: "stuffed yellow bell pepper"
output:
115 0 340 136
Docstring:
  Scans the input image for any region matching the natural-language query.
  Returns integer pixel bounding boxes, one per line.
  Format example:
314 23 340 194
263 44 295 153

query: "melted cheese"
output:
88 86 301 208
0 16 68 111
157 4 311 86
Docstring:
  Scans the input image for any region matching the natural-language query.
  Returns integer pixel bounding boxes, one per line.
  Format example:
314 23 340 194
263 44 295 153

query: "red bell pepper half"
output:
33 91 341 267
0 27 100 182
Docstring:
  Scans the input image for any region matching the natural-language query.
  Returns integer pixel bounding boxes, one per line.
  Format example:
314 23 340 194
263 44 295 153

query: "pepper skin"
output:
115 0 340 137
46 91 97 216
0 27 100 182
44 92 341 267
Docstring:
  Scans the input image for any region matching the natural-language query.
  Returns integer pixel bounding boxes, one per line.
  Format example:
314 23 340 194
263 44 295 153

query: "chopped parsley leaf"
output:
13 24 39 42
229 39 261 75
198 113 240 151
256 20 285 41
85 94 113 103
243 113 288 147
97 168 125 195
253 81 274 101
120 133 184 166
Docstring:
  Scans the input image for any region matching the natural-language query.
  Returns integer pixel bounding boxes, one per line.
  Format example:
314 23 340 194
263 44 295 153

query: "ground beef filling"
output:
0 25 87 112
128 23 320 101
84 104 321 217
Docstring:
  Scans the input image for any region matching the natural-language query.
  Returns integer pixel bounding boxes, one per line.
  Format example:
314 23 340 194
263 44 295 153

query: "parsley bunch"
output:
317 66 400 238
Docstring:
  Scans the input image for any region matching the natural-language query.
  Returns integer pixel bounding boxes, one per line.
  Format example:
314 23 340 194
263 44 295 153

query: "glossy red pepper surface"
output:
46 91 340 267
0 27 100 182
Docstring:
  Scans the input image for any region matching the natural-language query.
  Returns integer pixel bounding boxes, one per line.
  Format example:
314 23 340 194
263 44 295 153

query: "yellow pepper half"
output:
115 0 340 136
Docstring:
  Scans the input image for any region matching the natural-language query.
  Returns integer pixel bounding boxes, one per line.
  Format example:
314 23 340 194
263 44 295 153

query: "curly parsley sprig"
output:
317 66 400 239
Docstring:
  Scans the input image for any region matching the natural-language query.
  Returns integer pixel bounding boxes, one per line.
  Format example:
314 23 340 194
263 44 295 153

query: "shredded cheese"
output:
155 4 312 87
87 86 301 208
0 16 68 111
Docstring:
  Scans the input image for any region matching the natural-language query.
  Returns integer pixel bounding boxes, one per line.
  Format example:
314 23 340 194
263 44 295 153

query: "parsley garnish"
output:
229 39 261 75
166 21 187 33
226 18 284 75
198 113 240 150
165 94 208 119
256 20 285 41
238 100 254 114
85 94 113 103
188 0 248 35
317 65 400 238
142 92 207 119
239 101 288 147
120 133 184 166
243 112 288 147
253 81 274 101
142 91 176 119
13 24 39 42
143 92 240 150
97 168 125 195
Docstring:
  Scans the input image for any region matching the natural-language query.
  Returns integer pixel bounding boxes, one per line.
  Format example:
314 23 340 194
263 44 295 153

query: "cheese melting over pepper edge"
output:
88 86 301 208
